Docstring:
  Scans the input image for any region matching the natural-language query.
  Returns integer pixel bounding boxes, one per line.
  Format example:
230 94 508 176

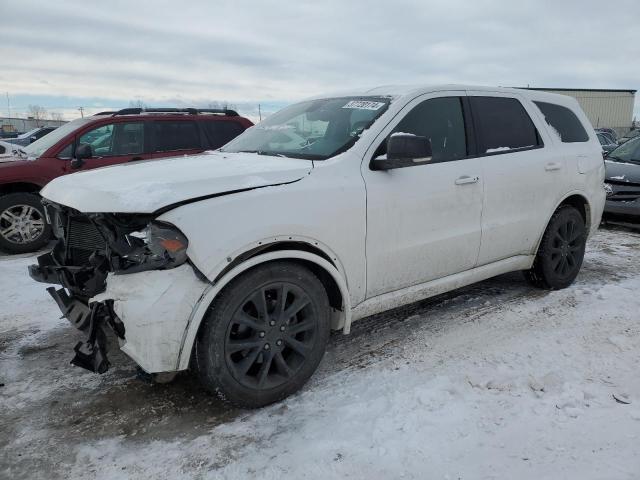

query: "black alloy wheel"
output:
195 261 330 408
524 205 587 290
226 282 317 390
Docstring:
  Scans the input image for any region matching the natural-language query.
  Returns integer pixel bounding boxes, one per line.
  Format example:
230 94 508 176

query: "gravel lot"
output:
1 227 639 479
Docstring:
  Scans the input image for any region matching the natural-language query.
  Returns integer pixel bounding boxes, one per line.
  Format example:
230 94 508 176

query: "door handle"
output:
454 175 479 185
545 162 562 171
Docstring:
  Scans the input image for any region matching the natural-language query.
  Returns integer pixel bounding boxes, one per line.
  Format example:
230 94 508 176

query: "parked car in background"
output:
0 108 253 253
4 126 57 147
595 129 617 145
603 135 640 223
29 86 605 408
595 128 617 143
0 140 17 158
596 131 618 154
618 129 640 145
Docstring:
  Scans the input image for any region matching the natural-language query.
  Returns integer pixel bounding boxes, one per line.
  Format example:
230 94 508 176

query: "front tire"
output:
0 193 51 254
524 205 587 289
195 261 331 408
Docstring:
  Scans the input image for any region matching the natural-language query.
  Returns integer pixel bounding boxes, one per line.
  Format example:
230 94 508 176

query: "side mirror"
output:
371 133 433 171
29 135 37 144
71 143 93 169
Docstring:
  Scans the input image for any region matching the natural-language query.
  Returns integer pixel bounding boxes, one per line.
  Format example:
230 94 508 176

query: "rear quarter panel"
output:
524 91 605 235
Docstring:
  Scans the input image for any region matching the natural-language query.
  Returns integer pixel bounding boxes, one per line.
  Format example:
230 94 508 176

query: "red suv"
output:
0 108 253 253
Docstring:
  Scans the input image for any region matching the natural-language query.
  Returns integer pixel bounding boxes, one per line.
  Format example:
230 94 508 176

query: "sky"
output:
1 0 639 123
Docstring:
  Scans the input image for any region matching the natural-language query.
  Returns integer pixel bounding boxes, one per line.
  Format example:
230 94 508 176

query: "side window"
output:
470 96 541 154
77 122 144 157
154 121 201 152
386 96 467 162
202 121 246 149
534 101 589 143
57 143 73 159
78 124 114 156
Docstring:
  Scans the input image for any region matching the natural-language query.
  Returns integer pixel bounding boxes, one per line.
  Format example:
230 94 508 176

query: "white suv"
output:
30 86 605 408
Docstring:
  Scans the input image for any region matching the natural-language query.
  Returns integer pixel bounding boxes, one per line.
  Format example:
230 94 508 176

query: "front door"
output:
69 121 151 171
362 93 484 298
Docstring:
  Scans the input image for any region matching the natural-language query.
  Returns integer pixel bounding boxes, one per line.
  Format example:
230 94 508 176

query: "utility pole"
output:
78 106 85 118
6 92 10 118
258 103 262 122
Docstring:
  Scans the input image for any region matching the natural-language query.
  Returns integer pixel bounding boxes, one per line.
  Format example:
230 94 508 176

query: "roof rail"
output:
110 107 239 117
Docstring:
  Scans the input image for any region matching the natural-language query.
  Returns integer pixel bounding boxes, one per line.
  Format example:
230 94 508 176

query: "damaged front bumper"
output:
31 257 209 374
48 288 124 373
29 202 209 375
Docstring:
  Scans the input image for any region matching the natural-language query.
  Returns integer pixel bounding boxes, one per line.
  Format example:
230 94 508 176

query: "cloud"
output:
0 0 638 120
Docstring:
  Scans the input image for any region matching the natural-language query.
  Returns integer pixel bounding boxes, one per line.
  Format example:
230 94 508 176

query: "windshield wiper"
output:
234 150 287 157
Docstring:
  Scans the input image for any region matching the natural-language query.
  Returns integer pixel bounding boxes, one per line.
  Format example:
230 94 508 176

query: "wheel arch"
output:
176 249 352 371
533 191 591 256
557 193 591 231
0 182 43 196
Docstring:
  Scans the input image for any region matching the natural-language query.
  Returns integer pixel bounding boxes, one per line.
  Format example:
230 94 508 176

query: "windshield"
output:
221 96 391 160
607 136 640 164
17 128 40 139
21 117 95 158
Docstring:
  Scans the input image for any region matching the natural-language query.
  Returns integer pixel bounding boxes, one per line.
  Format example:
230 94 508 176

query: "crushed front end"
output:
29 201 207 374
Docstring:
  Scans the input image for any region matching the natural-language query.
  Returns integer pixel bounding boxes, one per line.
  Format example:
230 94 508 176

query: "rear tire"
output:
195 261 331 408
523 205 586 290
0 193 51 254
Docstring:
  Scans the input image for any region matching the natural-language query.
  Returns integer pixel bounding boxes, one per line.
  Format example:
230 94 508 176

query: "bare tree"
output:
50 112 64 121
28 104 47 121
129 100 147 109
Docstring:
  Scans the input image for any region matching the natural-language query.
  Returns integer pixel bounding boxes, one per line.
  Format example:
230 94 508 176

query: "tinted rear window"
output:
470 96 541 154
202 121 246 149
534 101 589 143
154 121 201 151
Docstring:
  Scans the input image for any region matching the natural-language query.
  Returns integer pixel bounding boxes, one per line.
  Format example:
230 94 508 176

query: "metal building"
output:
526 88 636 135
0 117 67 137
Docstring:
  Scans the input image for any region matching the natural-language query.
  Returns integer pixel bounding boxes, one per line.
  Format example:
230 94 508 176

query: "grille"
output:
609 190 640 202
65 217 107 265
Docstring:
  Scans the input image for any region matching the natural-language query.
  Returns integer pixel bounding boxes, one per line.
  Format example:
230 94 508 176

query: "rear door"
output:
467 92 563 265
71 121 152 171
150 119 203 159
201 119 247 149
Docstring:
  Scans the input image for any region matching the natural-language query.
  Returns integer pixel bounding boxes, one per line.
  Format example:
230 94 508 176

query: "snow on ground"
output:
1 227 640 479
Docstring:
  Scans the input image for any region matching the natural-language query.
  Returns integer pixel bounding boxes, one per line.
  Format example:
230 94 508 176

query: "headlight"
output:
603 182 613 197
119 222 189 273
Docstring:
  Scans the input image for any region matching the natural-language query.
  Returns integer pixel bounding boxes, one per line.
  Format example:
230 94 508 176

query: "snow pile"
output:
2 229 640 479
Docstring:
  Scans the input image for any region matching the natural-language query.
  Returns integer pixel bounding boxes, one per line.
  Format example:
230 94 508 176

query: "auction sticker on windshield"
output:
342 100 386 110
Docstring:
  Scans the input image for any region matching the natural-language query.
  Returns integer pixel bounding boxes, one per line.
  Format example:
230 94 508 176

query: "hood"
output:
605 159 640 186
0 141 21 160
41 151 314 214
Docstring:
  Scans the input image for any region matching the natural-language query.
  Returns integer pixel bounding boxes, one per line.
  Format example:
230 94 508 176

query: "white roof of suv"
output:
308 84 578 107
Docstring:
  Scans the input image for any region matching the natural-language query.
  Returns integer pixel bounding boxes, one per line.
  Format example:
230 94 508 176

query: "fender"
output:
175 249 352 370
200 234 349 287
